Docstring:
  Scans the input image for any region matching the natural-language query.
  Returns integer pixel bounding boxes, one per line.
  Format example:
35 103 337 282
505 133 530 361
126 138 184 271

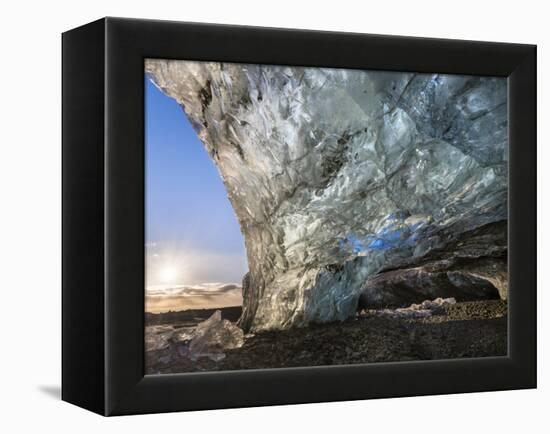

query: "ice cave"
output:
145 60 508 332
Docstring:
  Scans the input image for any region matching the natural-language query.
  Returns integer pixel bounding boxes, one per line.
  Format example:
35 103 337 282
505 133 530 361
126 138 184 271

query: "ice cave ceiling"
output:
145 60 508 332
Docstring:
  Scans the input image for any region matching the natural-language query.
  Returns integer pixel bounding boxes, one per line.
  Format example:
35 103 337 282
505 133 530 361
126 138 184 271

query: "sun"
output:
158 264 178 284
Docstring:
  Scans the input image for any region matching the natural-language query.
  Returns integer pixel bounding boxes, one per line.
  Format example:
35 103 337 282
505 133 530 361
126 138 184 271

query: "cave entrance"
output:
144 76 248 314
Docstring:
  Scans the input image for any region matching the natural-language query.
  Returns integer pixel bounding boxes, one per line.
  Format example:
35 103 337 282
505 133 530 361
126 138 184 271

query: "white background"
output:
0 0 547 432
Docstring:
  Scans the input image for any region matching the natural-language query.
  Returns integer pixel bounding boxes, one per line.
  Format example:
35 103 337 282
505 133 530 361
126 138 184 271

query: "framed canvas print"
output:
62 17 536 416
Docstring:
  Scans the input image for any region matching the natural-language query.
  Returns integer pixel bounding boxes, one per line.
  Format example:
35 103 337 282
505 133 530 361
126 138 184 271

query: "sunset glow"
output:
158 264 178 284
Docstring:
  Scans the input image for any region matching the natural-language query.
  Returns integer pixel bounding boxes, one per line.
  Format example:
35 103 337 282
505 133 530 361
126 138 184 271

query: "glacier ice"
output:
145 325 175 352
145 311 244 362
187 310 245 361
364 297 457 319
358 220 508 309
145 60 507 331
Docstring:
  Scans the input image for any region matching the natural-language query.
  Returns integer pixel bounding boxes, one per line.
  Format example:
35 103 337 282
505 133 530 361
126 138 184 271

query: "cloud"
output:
145 282 243 313
217 284 239 292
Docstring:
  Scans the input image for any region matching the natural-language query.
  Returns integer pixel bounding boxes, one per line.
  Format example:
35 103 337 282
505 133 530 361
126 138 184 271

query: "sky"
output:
145 75 248 307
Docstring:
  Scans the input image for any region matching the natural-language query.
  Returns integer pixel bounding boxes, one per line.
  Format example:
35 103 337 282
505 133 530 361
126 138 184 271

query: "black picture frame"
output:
62 17 536 416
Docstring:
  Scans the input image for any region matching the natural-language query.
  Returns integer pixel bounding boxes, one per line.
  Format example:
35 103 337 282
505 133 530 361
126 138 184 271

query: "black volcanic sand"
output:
145 300 507 374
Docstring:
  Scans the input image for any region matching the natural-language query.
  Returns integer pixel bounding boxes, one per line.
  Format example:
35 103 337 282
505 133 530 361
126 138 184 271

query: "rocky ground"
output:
145 300 507 374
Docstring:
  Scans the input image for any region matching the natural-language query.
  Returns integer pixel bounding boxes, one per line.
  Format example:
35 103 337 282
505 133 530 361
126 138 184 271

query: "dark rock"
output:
358 222 507 309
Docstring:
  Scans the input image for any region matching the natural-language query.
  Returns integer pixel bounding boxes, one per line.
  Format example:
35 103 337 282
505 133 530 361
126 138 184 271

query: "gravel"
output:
146 300 507 374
